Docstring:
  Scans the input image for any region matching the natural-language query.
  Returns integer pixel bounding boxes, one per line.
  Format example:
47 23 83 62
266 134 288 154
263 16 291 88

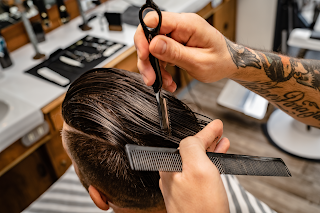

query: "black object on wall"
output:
55 0 70 24
32 21 46 43
32 0 51 28
105 12 122 31
273 0 309 52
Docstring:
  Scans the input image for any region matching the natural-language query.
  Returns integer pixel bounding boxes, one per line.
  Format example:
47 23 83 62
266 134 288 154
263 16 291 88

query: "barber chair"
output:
218 0 320 161
261 0 320 161
217 80 270 121
218 76 320 161
262 25 320 161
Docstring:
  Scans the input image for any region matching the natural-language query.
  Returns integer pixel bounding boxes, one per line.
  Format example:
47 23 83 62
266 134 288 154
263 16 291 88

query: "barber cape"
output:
23 166 275 213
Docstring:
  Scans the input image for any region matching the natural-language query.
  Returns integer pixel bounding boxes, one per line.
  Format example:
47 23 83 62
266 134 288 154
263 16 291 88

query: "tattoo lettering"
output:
238 80 320 124
238 81 282 97
225 38 261 69
302 100 320 109
225 38 320 125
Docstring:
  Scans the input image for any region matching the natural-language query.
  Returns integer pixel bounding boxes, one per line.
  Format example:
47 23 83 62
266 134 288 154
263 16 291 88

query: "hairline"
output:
61 122 166 211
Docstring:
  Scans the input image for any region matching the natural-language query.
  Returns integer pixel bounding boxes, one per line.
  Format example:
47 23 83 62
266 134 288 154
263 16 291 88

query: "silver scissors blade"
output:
139 0 171 135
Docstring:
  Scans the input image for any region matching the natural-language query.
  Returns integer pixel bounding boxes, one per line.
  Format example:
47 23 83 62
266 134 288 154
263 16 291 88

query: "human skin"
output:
159 119 230 213
134 12 320 128
61 122 167 213
61 119 230 213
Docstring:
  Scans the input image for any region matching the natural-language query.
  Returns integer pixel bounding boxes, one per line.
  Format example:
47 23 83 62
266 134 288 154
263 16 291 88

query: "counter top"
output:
0 0 212 109
0 0 212 152
0 3 136 109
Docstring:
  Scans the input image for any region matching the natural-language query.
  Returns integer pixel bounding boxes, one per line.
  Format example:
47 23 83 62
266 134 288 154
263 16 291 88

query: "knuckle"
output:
188 13 202 22
180 136 195 145
170 43 183 62
137 59 144 72
180 136 201 150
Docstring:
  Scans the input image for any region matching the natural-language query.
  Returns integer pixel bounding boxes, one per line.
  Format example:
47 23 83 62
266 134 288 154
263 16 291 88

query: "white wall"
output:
236 0 278 51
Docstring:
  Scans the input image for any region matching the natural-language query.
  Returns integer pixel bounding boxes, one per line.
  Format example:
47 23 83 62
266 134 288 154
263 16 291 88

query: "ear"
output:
88 185 110 210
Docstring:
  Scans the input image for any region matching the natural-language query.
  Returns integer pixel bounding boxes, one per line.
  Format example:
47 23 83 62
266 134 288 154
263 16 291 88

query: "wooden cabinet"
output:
214 0 236 41
45 132 72 178
44 102 72 178
0 95 71 213
1 0 109 52
2 0 80 52
0 146 57 213
42 95 72 179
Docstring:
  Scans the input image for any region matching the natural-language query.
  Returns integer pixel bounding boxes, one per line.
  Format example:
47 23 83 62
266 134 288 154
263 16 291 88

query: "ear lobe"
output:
88 185 110 210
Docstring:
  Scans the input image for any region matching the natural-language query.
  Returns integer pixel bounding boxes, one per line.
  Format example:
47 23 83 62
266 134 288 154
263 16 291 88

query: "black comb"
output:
125 144 291 177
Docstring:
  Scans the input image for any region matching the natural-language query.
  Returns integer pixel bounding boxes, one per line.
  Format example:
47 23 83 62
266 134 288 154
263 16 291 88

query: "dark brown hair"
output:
61 68 209 209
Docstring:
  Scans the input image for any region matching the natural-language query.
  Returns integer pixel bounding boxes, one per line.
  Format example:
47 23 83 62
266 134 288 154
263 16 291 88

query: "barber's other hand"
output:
134 12 235 92
159 119 230 213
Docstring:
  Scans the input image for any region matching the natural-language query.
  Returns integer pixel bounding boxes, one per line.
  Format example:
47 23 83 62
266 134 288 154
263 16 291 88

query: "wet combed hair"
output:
61 68 210 209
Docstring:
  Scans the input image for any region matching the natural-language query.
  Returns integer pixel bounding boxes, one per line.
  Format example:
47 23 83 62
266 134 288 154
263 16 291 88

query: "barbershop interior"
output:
0 0 320 212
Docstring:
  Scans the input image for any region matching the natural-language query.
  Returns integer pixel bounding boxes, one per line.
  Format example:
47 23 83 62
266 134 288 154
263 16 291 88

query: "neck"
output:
110 204 167 213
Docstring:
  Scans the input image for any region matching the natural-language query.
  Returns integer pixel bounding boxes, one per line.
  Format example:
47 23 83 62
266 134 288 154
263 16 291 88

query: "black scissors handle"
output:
139 0 163 93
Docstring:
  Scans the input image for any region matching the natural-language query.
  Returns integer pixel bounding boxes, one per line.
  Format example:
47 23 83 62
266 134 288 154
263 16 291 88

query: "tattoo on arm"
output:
225 38 320 125
297 61 320 91
225 38 261 69
256 52 294 83
238 81 320 124
225 38 320 91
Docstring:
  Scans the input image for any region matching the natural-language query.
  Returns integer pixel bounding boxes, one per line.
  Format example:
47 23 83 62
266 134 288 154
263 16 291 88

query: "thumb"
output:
179 120 223 173
149 35 201 73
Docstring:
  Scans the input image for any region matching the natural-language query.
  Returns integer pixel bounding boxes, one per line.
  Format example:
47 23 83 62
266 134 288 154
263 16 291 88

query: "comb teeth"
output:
125 145 292 177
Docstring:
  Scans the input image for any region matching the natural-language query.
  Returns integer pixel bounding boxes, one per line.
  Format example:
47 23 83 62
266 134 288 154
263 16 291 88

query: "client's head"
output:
61 68 209 212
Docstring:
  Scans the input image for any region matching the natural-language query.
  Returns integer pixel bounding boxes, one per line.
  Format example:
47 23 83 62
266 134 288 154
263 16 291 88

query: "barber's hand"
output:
159 119 230 213
134 12 235 92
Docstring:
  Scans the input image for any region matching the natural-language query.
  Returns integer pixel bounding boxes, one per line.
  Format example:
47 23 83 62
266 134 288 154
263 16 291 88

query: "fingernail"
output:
172 82 177 92
168 82 177 93
154 39 167 55
142 74 148 85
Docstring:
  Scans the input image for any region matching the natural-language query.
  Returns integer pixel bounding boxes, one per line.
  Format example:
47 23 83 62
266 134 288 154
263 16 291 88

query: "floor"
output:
178 79 320 213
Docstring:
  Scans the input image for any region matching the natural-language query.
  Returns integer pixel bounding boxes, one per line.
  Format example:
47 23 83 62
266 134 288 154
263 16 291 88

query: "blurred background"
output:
0 0 319 213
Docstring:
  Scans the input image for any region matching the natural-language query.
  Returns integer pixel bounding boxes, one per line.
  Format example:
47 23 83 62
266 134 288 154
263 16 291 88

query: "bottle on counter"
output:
0 34 12 69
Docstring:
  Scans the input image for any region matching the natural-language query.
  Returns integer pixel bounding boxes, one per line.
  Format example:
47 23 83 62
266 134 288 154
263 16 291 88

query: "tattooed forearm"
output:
225 38 261 69
225 38 320 91
238 81 320 125
225 39 320 126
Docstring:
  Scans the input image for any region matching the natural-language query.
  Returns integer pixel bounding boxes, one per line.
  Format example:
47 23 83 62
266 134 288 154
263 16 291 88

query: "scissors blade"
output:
155 91 171 135
140 0 171 135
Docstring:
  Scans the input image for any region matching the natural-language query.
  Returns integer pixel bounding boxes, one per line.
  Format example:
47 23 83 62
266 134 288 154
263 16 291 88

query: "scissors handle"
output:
149 53 162 92
139 0 163 93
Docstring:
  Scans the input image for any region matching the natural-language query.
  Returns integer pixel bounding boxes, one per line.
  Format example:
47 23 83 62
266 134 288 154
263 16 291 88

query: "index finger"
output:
134 12 214 57
134 24 150 61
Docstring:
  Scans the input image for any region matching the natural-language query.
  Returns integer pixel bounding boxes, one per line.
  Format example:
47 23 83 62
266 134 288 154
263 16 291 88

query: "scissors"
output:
139 0 171 135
